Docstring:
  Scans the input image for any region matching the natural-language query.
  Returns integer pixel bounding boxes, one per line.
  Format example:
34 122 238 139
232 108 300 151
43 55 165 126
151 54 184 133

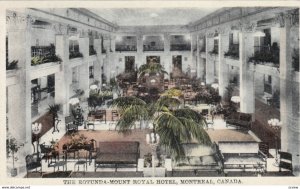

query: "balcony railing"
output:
208 47 218 55
115 45 137 52
224 44 239 59
249 45 279 66
170 44 191 51
89 45 97 56
6 60 18 70
31 45 61 66
69 49 83 59
31 45 56 57
143 45 164 52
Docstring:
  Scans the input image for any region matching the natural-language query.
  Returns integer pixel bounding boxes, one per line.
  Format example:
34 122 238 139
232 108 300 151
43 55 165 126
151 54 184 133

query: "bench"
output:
218 141 267 172
225 112 252 130
94 141 140 172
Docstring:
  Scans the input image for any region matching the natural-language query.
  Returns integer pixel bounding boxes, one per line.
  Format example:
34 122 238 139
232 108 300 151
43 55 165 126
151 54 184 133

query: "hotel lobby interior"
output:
5 7 300 178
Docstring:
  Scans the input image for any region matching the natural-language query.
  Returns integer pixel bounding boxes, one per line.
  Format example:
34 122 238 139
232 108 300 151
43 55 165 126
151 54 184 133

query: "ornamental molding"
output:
6 11 35 31
275 10 299 27
52 23 68 35
235 20 257 33
79 29 88 38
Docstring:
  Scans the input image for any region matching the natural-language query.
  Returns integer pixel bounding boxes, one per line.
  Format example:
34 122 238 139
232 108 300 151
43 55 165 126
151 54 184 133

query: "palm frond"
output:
156 96 181 110
161 88 183 98
174 108 206 126
115 104 149 133
155 112 188 158
110 96 146 111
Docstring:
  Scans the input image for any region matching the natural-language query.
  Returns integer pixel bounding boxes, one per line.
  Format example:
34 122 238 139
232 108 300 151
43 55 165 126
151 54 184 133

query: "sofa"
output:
172 143 223 173
225 112 252 130
94 141 140 172
218 141 267 172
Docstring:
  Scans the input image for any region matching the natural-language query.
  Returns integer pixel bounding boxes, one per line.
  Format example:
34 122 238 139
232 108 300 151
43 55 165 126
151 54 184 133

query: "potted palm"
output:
111 93 211 160
47 104 60 130
6 134 24 177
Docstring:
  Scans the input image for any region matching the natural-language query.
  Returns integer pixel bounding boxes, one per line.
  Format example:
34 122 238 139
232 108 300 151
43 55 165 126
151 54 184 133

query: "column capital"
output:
206 31 215 38
79 28 88 38
6 11 35 31
198 33 206 39
233 20 257 33
216 26 231 35
52 23 68 35
275 10 299 28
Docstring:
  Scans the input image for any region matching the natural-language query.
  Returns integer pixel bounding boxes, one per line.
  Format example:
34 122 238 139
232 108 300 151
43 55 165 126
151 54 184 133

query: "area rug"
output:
32 112 54 142
25 171 71 178
70 171 143 178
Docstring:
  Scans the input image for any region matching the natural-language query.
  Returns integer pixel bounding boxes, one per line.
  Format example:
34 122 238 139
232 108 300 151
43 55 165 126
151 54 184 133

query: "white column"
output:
7 11 33 169
218 33 230 100
191 34 197 74
94 38 102 86
164 33 171 79
279 14 296 155
78 37 89 99
205 34 215 84
55 35 70 115
239 31 255 114
136 34 143 68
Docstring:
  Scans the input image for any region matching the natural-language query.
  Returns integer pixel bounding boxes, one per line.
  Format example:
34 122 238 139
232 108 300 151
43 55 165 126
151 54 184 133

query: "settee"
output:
225 112 252 130
218 141 267 172
172 143 223 174
94 141 140 172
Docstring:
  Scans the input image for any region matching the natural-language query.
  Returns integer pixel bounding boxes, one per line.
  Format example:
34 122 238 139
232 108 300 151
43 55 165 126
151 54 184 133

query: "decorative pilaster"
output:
239 29 255 114
136 34 143 68
78 36 90 99
218 33 230 100
205 33 215 84
94 38 102 86
6 10 33 168
163 33 171 78
55 35 70 115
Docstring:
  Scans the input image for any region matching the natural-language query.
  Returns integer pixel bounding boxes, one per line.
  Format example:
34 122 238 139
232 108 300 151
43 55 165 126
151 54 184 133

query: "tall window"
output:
264 74 272 94
89 66 94 78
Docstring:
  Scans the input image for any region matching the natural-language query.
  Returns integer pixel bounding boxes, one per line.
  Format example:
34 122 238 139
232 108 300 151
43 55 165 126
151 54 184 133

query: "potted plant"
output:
47 104 61 130
6 134 24 177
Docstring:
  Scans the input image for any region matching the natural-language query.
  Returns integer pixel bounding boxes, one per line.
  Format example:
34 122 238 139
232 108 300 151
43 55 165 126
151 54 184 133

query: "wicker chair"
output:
25 153 42 177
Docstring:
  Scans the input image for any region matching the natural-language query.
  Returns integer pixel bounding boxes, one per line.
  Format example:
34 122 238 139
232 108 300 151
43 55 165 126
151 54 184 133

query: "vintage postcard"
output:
1 0 300 187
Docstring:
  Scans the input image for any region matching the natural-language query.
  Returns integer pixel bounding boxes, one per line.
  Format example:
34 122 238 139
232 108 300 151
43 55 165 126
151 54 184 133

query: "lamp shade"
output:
69 98 80 105
231 96 241 103
211 83 219 89
90 85 98 90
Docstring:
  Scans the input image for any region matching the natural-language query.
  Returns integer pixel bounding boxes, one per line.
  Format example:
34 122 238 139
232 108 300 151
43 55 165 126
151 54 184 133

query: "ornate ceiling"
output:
90 8 219 26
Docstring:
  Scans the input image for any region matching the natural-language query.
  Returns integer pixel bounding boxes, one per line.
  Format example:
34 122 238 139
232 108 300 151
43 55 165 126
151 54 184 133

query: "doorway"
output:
125 56 135 72
172 55 182 78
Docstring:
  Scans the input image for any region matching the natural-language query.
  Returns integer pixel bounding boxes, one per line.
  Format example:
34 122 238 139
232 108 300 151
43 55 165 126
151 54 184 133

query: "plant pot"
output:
11 168 17 177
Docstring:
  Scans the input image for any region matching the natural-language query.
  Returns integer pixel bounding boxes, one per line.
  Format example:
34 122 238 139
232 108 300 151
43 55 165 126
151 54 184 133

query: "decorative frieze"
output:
231 20 257 33
6 11 35 31
52 23 68 35
275 9 299 28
